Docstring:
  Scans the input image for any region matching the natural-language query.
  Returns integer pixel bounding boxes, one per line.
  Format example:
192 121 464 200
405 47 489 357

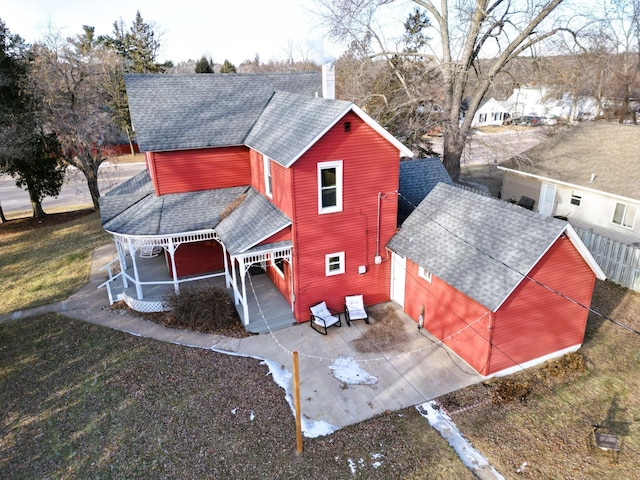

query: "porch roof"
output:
215 188 291 255
100 170 249 236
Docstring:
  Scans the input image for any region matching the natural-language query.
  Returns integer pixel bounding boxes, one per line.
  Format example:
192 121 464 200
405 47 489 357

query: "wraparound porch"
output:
99 242 295 334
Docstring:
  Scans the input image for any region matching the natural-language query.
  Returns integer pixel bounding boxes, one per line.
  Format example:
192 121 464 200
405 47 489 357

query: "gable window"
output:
325 252 345 276
318 161 343 214
612 202 637 229
418 266 432 283
570 191 582 206
263 154 272 198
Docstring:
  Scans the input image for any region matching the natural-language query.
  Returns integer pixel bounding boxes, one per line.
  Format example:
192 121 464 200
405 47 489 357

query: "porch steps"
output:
246 313 296 335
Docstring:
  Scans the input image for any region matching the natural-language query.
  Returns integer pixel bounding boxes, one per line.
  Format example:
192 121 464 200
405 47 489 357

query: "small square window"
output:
570 191 581 206
325 252 345 276
418 266 432 283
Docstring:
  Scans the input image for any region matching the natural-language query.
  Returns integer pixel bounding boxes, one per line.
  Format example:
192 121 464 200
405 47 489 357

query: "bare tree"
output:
316 0 574 180
28 26 120 210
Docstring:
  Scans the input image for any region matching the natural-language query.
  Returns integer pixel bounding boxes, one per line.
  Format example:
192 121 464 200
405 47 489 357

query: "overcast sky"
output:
2 0 342 65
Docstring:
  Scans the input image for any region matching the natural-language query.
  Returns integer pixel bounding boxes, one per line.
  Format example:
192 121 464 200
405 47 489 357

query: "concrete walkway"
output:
1 244 484 431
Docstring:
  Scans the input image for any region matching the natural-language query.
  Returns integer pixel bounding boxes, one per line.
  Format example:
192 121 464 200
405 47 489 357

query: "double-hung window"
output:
318 161 343 214
263 154 272 198
612 202 637 229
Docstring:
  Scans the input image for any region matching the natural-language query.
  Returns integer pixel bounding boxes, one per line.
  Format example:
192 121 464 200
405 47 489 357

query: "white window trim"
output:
418 266 432 283
325 251 345 276
263 154 272 198
570 191 582 207
612 202 637 229
317 160 343 214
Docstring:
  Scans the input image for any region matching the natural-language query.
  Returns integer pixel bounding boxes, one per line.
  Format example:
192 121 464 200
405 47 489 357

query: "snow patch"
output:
417 401 505 480
261 359 339 438
231 408 237 415
329 356 377 385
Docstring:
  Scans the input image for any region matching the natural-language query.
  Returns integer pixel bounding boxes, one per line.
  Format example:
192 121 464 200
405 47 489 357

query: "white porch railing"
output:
98 258 124 305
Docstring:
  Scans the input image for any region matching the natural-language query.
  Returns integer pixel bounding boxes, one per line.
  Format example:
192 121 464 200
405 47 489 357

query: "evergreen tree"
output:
219 59 237 73
0 19 66 219
195 56 213 73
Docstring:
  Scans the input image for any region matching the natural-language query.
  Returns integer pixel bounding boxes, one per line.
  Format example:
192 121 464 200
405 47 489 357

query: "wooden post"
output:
293 351 303 454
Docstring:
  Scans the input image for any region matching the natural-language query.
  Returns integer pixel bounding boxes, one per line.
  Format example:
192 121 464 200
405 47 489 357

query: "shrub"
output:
163 284 242 334
492 379 531 405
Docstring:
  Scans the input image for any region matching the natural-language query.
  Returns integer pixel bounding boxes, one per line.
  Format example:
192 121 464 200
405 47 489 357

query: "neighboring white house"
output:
506 86 600 121
465 97 511 127
498 122 640 247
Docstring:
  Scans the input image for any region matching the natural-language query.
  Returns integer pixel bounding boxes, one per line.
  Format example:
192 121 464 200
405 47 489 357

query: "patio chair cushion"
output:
310 302 340 327
345 295 367 320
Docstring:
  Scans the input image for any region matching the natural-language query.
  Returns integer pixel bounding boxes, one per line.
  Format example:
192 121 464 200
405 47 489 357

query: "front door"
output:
391 253 406 307
538 183 556 217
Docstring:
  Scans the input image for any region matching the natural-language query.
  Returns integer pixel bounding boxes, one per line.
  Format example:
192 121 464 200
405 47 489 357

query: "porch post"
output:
222 243 231 288
116 238 129 288
168 237 179 294
239 257 250 325
128 237 143 299
231 257 239 305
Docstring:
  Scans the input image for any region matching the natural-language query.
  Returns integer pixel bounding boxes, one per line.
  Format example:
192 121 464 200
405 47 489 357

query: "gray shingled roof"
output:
215 188 291 255
100 170 249 236
387 182 568 311
500 123 640 200
125 72 322 152
398 158 454 221
245 91 352 167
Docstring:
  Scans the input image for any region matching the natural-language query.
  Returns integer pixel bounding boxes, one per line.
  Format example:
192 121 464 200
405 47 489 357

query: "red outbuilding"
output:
387 183 606 377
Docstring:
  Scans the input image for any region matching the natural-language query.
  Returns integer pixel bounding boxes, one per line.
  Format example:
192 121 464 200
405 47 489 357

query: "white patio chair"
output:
309 301 342 335
344 294 369 326
139 245 162 258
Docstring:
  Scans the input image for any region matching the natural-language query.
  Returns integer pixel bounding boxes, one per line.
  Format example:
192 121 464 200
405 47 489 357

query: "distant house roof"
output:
398 158 454 221
387 183 604 312
125 72 323 152
499 123 640 201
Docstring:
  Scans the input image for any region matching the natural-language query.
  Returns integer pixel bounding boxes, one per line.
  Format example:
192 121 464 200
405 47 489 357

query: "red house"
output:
387 183 606 377
99 71 413 332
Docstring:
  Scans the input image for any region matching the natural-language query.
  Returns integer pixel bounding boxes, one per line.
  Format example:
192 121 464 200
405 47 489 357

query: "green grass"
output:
0 209 111 315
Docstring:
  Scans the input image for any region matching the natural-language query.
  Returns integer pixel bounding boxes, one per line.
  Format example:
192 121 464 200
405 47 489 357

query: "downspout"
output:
375 192 383 264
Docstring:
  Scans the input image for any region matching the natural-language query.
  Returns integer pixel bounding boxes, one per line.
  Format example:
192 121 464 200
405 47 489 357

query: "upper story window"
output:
318 160 343 214
612 202 637 229
263 154 272 198
570 191 582 206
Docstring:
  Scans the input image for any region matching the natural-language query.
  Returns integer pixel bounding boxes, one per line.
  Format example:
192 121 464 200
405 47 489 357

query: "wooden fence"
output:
575 227 640 291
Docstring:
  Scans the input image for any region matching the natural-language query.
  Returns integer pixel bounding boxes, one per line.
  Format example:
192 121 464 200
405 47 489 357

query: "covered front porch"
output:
99 240 295 334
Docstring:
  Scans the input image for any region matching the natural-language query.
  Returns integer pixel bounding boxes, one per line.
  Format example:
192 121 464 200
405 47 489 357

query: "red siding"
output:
487 236 596 375
402 259 493 374
266 260 292 305
290 111 401 321
172 241 225 278
257 227 292 246
150 146 251 195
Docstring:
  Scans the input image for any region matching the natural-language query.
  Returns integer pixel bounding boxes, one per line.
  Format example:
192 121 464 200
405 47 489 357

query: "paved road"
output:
0 162 146 214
